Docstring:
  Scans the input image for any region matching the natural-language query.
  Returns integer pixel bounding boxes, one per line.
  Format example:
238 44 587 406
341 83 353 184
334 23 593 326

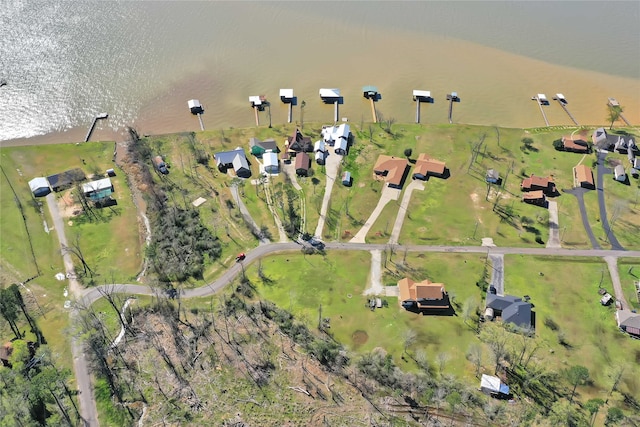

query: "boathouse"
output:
187 99 203 115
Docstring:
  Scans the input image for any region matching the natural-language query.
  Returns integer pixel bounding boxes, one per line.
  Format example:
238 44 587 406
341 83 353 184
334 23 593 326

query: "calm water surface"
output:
0 1 638 143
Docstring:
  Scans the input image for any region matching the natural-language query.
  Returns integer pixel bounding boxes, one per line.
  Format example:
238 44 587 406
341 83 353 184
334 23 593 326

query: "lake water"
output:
1 1 638 144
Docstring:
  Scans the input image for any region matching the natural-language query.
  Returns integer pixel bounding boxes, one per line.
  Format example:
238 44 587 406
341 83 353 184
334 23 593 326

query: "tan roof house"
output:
373 155 409 189
574 164 594 189
398 277 449 310
413 153 446 180
522 190 546 206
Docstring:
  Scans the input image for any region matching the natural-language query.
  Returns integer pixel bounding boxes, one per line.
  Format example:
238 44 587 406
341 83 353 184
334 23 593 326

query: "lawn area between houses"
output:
618 257 640 311
505 255 640 404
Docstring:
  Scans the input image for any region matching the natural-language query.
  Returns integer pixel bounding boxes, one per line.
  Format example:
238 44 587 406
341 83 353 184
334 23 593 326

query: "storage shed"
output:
342 171 352 186
28 177 51 197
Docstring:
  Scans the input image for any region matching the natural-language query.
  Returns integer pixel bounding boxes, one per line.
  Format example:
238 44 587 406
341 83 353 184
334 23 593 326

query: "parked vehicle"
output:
154 156 169 174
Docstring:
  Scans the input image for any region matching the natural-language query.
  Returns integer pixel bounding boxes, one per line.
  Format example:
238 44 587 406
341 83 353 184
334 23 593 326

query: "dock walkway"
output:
84 113 108 142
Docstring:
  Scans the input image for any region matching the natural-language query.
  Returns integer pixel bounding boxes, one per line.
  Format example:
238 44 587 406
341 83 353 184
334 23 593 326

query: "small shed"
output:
187 99 203 114
263 151 279 174
614 165 626 182
342 171 352 186
483 307 494 321
600 293 613 306
28 177 51 197
486 169 500 184
315 150 326 165
480 374 510 397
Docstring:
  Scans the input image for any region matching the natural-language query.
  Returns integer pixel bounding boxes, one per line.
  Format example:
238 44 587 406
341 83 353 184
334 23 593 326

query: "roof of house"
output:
521 174 553 189
287 129 313 152
614 164 626 175
335 138 348 151
215 148 246 164
295 152 310 170
82 177 112 194
29 177 50 191
414 153 446 176
575 164 594 186
562 136 589 151
46 168 86 189
593 128 608 145
322 123 350 142
487 169 500 179
373 155 409 187
314 140 325 152
263 151 278 168
522 190 545 200
249 138 279 152
487 294 522 311
480 374 510 395
232 153 249 172
502 301 532 328
617 310 640 329
398 278 447 302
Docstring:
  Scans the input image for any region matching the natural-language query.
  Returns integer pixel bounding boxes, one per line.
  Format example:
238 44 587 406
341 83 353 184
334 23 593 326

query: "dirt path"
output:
350 186 400 243
605 256 630 310
262 179 288 242
282 162 302 191
314 151 341 239
389 179 424 245
230 185 270 245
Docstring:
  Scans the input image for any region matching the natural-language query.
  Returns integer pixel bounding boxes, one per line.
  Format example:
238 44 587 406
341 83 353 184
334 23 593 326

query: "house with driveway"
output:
574 164 595 189
287 128 314 154
521 174 556 195
413 153 446 180
214 148 251 178
485 294 533 331
561 135 589 153
616 310 640 338
373 155 409 189
398 277 450 311
249 137 279 158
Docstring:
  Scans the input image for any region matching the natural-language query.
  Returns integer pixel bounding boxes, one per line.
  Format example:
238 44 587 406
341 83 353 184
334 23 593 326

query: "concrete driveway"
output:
350 185 400 243
314 150 342 239
546 200 561 248
388 179 424 245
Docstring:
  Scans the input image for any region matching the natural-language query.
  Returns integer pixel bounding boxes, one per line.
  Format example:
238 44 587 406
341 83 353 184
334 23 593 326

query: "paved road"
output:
596 151 624 250
604 256 630 310
545 201 561 249
363 250 383 296
488 254 505 296
563 187 601 249
389 179 424 245
350 186 400 243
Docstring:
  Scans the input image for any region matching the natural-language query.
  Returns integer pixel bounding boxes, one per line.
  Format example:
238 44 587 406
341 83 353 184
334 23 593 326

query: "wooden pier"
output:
84 113 108 142
531 94 549 126
188 99 205 130
319 88 341 124
446 92 460 124
280 89 295 123
249 95 267 126
553 94 579 125
363 86 379 123
412 90 432 123
608 98 632 126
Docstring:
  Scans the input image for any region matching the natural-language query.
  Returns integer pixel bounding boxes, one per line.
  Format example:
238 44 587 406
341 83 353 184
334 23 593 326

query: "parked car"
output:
236 253 246 262
154 156 169 174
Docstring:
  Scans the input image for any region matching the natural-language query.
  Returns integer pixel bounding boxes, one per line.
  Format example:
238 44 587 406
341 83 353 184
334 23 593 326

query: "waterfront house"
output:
315 151 326 165
413 153 446 180
373 155 409 189
295 152 310 176
214 148 251 178
47 168 86 192
82 177 114 203
592 127 608 148
521 174 555 195
398 277 449 310
28 177 51 197
322 123 351 146
574 164 594 189
522 190 546 206
262 151 279 174
249 137 279 158
614 165 626 182
287 129 314 153
562 136 589 153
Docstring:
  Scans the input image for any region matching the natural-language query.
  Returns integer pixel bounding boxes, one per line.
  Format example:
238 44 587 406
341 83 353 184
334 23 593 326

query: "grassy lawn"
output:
505 255 640 403
250 251 488 379
618 257 640 311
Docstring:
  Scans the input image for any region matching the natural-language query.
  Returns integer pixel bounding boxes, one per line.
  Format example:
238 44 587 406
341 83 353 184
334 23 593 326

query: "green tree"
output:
566 365 590 404
584 398 604 426
404 148 413 159
607 105 623 130
605 407 624 426
0 286 21 338
549 400 584 427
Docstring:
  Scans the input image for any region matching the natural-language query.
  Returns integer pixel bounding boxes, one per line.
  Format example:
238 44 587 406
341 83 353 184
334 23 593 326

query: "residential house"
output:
614 136 629 153
28 177 51 197
287 129 314 153
81 177 114 203
334 137 348 155
373 155 409 189
521 174 555 195
616 310 640 338
413 153 446 180
486 169 500 184
314 140 327 165
614 164 626 182
322 123 351 153
262 151 279 174
592 127 608 148
486 294 533 330
480 374 510 398
562 136 589 153
214 148 251 178
249 137 279 158
522 190 546 206
295 152 310 176
46 168 86 192
398 277 450 310
574 164 595 189
628 146 635 165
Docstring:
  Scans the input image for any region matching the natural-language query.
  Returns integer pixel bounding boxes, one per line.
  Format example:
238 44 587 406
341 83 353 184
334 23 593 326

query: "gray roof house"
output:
250 137 279 158
486 294 533 330
616 310 640 337
614 164 626 182
215 148 251 178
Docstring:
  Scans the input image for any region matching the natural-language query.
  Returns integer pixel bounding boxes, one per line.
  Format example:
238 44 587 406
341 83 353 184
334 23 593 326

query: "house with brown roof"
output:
287 128 314 153
574 164 594 189
522 190 546 206
373 155 409 189
561 136 589 153
413 153 447 180
295 152 310 176
398 277 450 310
521 174 556 195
